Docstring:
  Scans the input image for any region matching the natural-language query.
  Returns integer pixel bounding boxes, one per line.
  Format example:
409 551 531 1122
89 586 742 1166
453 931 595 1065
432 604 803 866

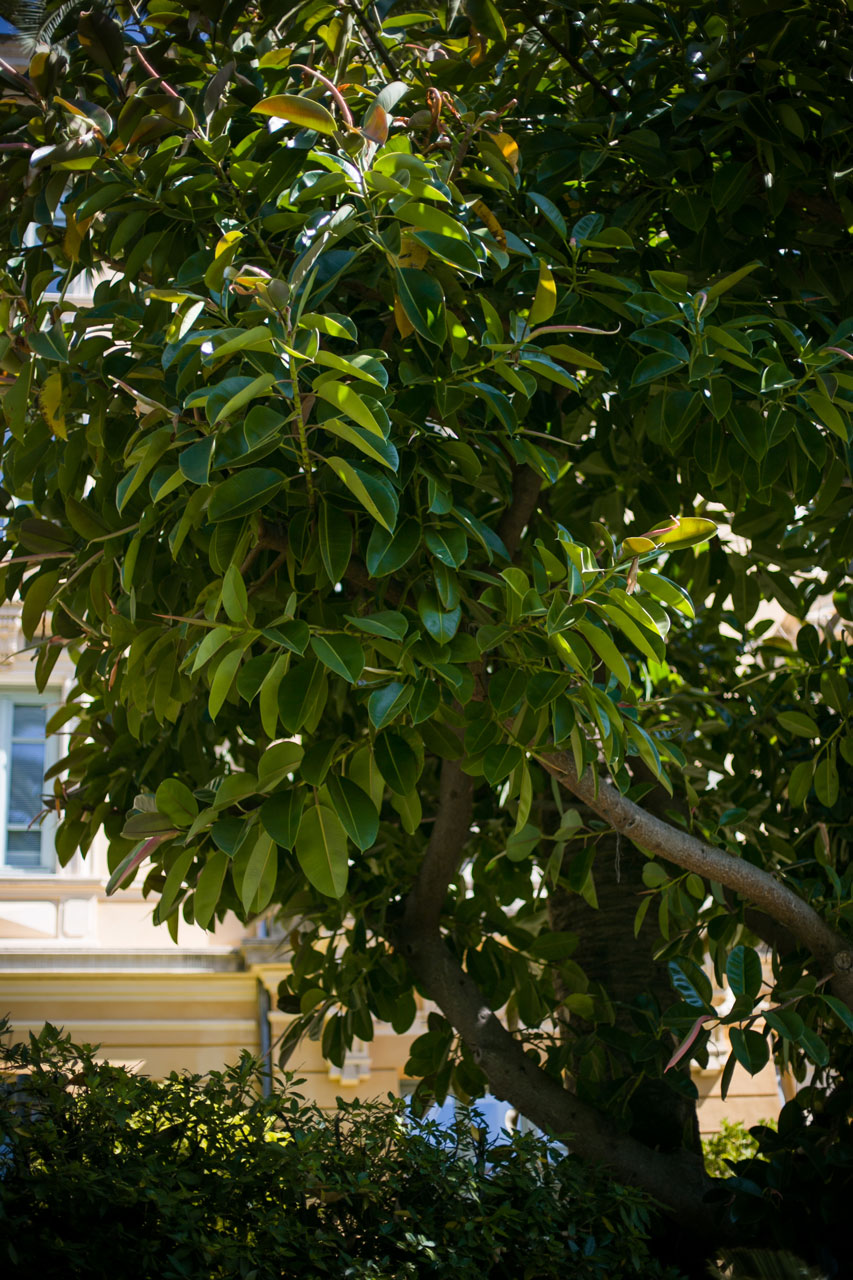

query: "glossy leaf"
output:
296 803 349 898
251 93 337 134
326 774 379 851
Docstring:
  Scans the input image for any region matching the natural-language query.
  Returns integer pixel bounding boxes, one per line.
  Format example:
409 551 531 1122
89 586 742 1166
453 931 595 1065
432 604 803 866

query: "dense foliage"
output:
0 1022 681 1279
1 1 853 1269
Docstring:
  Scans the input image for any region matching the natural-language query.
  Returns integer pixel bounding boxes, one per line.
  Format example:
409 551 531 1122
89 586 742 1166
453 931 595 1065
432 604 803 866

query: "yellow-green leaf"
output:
488 130 519 173
654 517 717 550
39 370 66 438
529 258 557 326
313 379 383 437
543 343 606 372
251 94 337 135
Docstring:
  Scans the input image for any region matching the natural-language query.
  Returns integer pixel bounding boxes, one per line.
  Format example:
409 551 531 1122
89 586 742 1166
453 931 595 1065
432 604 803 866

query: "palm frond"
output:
0 0 110 54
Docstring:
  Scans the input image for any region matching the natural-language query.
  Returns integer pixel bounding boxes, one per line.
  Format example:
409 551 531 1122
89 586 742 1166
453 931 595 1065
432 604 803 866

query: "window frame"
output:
0 691 60 875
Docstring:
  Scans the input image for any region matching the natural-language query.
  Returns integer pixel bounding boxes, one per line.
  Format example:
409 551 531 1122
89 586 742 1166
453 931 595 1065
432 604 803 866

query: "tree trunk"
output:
549 828 702 1156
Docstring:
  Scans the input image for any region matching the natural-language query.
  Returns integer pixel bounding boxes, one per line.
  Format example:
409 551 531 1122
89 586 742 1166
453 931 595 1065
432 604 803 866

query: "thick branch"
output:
497 467 542 561
400 761 720 1236
403 759 473 935
541 752 853 1009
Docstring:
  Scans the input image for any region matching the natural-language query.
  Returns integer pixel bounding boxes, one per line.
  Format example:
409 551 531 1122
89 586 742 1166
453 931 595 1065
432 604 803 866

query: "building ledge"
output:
0 948 245 972
0 876 104 900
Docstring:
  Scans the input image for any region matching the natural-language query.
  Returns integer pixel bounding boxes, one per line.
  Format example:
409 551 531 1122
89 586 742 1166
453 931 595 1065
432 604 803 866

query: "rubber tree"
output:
1 1 852 1270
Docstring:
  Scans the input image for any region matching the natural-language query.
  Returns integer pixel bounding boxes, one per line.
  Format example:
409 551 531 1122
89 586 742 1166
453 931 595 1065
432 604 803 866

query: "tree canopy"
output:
1 1 852 1271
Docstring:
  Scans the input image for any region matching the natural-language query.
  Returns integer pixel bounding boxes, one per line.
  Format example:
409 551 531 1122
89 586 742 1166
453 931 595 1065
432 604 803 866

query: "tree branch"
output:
516 4 620 109
498 466 542 561
403 759 473 935
399 760 720 1236
539 752 853 1009
349 1 399 79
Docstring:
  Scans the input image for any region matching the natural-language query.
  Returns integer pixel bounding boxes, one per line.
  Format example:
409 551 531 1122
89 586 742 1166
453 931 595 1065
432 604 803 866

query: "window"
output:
0 696 57 873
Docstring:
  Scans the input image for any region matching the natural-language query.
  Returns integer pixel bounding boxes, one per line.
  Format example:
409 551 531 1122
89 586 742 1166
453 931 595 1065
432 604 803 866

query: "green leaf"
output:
208 468 283 522
410 676 440 725
483 743 523 785
365 519 420 576
179 437 215 486
368 680 413 729
258 741 304 791
787 759 814 807
729 1027 770 1075
803 390 849 441
778 711 819 738
325 457 398 531
822 994 853 1036
221 564 248 622
527 192 567 239
278 659 327 733
21 570 61 641
251 93 338 134
314 380 384 438
574 619 631 689
417 592 461 644
411 230 481 274
642 862 668 888
345 611 408 641
798 1027 830 1068
648 269 688 300
319 417 398 470
263 620 310 655
528 932 578 961
635 572 695 618
309 633 365 683
668 958 713 1009
631 350 688 385
726 945 763 999
394 268 447 345
814 754 839 808
319 500 352 584
214 372 277 423
425 525 468 568
505 823 540 861
155 779 198 828
193 851 229 929
233 829 277 913
260 788 305 849
209 325 275 360
158 847 196 919
208 644 246 719
374 731 419 795
396 201 469 240
326 774 379 851
295 803 349 898
29 325 69 362
704 261 761 300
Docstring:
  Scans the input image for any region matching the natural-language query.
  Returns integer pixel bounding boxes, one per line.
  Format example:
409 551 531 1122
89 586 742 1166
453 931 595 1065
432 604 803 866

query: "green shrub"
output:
0 1022 682 1279
702 1119 775 1180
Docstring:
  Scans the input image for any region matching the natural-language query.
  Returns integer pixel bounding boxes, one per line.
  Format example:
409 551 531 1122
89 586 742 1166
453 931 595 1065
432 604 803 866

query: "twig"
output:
516 4 619 109
133 46 182 100
349 0 399 79
249 551 287 595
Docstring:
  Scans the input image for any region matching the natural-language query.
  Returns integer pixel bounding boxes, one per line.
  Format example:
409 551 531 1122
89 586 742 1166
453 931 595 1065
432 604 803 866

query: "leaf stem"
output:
290 361 315 510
